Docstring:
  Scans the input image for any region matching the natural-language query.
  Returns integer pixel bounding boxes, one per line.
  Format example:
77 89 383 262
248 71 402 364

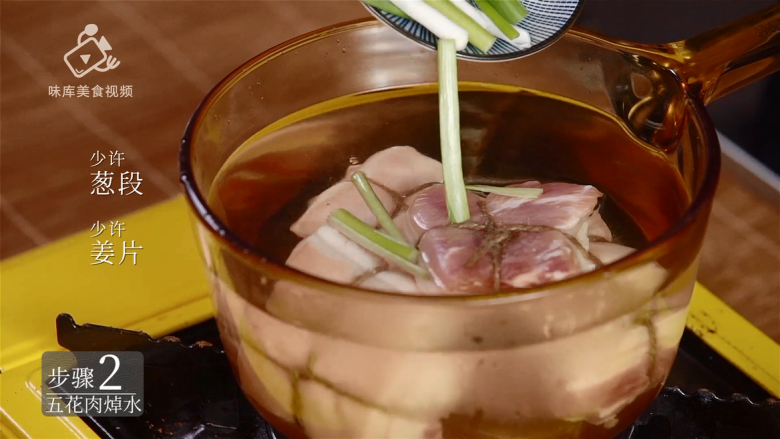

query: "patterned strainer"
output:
362 0 585 61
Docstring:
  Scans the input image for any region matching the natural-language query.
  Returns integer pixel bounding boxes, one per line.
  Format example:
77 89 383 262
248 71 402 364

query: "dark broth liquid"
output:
209 83 688 265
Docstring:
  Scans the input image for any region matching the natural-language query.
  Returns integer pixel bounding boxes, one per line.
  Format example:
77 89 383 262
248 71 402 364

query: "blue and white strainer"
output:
362 0 585 61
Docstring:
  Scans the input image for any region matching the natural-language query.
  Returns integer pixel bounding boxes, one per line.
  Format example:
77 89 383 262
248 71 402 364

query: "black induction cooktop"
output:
54 314 780 439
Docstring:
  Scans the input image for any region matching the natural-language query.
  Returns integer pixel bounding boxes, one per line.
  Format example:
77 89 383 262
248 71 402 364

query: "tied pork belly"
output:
286 146 619 294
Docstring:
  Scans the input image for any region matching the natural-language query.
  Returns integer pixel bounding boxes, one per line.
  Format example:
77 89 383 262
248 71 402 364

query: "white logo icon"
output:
63 24 120 78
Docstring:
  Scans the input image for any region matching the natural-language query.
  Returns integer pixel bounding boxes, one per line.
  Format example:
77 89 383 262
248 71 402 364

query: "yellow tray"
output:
1 197 778 439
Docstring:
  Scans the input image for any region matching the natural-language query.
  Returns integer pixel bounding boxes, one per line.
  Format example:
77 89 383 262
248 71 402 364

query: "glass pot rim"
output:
179 18 720 305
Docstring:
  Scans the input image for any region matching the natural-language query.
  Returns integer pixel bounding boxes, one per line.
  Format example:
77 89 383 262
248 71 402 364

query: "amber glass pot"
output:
180 6 779 439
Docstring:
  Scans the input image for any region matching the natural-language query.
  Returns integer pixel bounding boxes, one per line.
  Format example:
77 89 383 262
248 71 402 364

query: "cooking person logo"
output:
63 24 120 78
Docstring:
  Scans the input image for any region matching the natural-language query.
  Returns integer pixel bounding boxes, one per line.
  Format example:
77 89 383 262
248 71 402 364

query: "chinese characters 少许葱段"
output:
89 150 144 196
90 220 143 266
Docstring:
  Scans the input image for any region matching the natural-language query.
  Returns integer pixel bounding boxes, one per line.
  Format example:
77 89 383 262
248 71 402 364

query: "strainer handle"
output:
671 4 779 105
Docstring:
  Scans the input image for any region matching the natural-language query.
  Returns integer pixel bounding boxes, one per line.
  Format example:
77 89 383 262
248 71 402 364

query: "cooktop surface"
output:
54 314 780 439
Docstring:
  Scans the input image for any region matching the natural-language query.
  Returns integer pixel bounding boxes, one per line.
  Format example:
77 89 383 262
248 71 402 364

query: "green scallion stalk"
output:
351 171 407 243
465 185 543 198
329 209 419 262
423 0 497 52
328 210 429 278
363 0 411 19
508 0 529 21
376 230 410 246
488 0 528 24
473 0 519 39
438 39 470 224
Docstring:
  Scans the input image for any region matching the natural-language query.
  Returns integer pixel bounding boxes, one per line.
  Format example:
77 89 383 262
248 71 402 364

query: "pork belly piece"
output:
286 225 383 285
287 223 431 293
587 209 613 242
590 242 636 265
486 181 602 232
211 276 302 424
228 259 679 435
291 146 442 238
419 226 600 291
396 184 485 244
359 271 421 294
500 230 586 288
416 184 606 291
217 276 462 435
452 303 689 428
355 145 444 194
290 182 397 239
304 334 466 419
298 380 443 439
418 227 495 294
236 340 297 424
238 298 451 438
213 277 453 436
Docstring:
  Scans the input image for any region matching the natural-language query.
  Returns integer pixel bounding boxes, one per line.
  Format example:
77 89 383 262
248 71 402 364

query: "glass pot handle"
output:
671 4 780 105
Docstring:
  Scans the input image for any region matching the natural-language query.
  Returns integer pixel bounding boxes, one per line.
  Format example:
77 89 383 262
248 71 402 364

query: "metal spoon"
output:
362 0 586 62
